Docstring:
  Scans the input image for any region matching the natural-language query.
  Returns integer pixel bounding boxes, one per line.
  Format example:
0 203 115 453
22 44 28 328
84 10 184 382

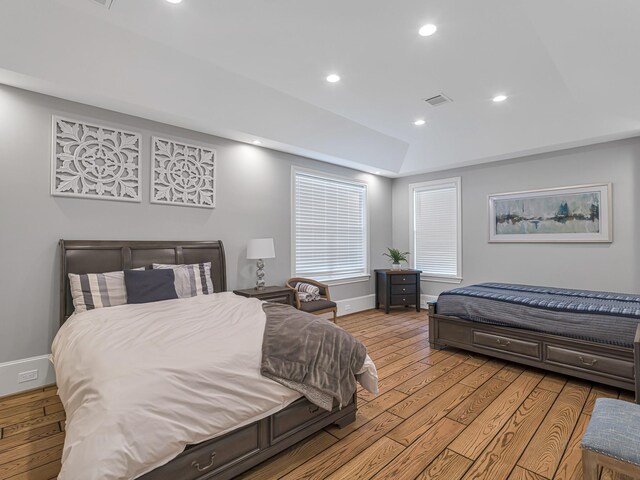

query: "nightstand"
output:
233 286 295 306
375 269 422 313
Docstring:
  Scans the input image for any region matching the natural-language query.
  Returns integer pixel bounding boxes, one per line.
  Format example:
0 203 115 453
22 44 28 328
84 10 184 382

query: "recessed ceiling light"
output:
493 94 508 102
326 74 341 83
418 24 437 37
413 119 426 126
166 0 182 3
252 140 262 145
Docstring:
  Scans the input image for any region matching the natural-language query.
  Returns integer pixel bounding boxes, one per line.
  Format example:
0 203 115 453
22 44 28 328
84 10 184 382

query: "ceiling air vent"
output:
90 0 114 9
424 94 453 107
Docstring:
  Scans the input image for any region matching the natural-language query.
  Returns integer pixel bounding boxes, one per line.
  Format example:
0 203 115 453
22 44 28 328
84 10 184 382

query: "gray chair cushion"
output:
581 398 640 466
299 299 337 313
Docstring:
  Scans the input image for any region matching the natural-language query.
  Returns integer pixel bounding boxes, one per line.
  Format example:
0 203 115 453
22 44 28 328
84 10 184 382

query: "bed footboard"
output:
427 302 446 351
428 307 638 401
634 324 640 402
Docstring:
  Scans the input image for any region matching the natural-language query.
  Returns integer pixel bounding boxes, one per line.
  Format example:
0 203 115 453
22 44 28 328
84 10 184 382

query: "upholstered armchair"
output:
286 278 337 322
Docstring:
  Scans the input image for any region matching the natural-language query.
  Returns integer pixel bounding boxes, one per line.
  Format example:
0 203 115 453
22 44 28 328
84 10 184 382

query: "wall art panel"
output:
51 116 141 202
151 136 216 208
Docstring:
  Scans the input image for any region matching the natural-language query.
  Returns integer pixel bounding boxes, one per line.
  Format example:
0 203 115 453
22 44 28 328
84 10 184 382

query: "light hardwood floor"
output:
0 309 634 480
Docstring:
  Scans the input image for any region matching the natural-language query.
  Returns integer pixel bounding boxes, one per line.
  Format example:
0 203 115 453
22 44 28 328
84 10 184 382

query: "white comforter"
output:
51 292 378 480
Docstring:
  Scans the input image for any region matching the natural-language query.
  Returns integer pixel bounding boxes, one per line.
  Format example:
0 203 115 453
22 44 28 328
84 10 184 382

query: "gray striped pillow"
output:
152 262 214 298
69 269 143 313
295 282 321 302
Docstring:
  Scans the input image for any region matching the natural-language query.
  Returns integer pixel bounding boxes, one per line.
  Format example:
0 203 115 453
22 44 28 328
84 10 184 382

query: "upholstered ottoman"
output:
581 398 640 480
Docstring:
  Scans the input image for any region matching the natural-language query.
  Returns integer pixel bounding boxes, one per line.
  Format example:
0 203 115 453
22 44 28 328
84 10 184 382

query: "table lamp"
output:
247 238 275 290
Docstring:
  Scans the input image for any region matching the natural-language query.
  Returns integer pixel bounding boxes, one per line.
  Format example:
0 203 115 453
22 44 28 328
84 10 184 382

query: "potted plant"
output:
383 248 410 271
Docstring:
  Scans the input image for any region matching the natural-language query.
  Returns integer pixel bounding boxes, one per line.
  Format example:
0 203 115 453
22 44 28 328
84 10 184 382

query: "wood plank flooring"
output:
0 385 62 480
0 309 634 480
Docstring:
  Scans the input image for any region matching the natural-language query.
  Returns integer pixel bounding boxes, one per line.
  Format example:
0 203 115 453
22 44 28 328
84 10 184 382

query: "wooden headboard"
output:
59 240 227 325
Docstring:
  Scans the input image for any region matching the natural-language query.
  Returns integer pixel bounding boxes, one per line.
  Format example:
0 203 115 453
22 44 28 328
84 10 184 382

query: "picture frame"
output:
488 183 612 243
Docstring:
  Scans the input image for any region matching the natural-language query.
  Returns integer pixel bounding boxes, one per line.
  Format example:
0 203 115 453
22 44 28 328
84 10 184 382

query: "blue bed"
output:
437 283 640 348
429 283 640 399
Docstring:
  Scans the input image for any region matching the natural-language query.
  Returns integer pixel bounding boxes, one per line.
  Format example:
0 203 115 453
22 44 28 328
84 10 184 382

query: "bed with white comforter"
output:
51 292 378 480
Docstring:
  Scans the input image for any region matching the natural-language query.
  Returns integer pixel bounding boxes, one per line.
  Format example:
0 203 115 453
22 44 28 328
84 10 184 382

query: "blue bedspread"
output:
437 283 640 347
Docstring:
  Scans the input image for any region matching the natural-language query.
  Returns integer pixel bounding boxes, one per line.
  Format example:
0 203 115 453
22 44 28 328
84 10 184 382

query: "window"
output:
293 168 368 283
410 177 462 281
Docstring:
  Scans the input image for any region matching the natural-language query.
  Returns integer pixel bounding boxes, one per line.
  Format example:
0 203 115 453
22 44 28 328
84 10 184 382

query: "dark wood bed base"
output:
59 240 358 479
428 303 640 403
141 397 356 480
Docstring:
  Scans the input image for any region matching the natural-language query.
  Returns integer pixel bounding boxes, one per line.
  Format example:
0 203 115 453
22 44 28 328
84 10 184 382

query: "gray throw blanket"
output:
261 303 367 411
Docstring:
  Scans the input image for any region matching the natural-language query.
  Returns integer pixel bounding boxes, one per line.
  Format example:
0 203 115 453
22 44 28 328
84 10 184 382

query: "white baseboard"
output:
0 355 56 397
421 294 438 307
335 294 376 317
335 293 435 316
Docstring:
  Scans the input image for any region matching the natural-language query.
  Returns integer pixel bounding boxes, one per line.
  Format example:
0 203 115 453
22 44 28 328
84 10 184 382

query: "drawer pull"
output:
496 338 511 347
578 356 598 367
402 278 406 281
308 405 320 414
402 288 406 291
192 452 217 472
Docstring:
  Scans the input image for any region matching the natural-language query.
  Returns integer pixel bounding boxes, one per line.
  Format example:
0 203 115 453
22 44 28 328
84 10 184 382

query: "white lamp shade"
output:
247 238 275 259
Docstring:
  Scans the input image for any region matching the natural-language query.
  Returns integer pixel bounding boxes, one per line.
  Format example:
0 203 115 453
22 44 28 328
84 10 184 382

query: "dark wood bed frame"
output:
59 239 357 480
428 302 640 403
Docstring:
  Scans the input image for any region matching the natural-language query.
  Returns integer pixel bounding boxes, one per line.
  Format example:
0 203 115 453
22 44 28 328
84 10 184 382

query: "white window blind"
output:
294 170 368 282
412 178 461 279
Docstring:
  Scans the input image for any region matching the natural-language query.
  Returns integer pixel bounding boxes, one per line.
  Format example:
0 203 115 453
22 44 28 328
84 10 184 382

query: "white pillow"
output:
152 262 214 298
69 268 143 313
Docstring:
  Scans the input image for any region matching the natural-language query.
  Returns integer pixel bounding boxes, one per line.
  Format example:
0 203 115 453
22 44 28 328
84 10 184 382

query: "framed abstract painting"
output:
488 183 612 243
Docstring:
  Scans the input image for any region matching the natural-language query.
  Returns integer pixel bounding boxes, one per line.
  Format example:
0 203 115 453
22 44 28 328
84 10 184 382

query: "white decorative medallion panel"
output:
51 116 141 202
151 137 216 208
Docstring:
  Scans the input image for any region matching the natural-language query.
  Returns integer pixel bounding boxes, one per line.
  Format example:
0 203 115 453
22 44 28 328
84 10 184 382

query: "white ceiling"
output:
1 0 639 176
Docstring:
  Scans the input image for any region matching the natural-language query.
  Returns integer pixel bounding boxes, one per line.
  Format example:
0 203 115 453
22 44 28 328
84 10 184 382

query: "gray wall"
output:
3 81 639 365
0 85 392 363
393 138 640 297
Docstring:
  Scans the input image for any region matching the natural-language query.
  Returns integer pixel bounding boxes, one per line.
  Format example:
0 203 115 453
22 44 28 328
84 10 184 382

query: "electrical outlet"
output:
18 369 38 383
